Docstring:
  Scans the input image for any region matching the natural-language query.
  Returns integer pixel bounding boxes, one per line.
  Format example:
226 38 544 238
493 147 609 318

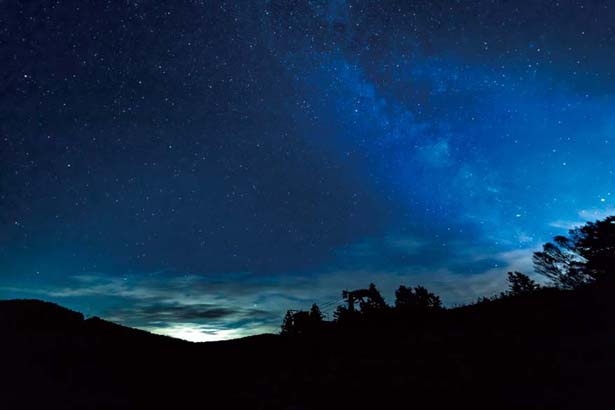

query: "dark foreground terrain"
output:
3 282 615 409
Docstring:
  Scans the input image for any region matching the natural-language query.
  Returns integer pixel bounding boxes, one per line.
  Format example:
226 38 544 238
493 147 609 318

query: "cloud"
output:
113 303 241 322
0 232 540 341
310 238 540 307
6 272 318 341
416 139 451 167
549 220 582 230
578 208 615 221
549 207 615 231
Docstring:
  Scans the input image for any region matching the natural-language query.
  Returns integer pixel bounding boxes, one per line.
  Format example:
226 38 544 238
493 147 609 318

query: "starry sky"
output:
2 0 615 341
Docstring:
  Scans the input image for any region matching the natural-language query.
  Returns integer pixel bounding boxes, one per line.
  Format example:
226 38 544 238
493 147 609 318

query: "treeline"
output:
281 271 536 335
281 215 615 335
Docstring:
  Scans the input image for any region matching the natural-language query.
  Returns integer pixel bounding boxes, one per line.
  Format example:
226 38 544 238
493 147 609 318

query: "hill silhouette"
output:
3 281 615 409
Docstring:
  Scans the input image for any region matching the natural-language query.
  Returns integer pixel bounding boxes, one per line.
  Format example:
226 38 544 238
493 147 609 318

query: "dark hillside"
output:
3 283 615 409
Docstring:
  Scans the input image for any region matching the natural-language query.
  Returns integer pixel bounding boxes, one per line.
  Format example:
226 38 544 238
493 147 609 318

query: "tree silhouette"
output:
309 303 324 322
280 310 296 335
394 285 442 311
334 283 388 323
533 216 615 288
533 236 588 289
333 305 352 322
358 283 387 314
281 304 324 335
506 271 539 296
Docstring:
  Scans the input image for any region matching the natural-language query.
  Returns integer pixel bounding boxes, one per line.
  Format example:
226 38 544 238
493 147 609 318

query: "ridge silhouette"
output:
4 281 615 409
4 216 615 409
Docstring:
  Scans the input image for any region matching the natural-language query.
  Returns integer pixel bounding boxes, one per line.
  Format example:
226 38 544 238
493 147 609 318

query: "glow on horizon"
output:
144 323 269 343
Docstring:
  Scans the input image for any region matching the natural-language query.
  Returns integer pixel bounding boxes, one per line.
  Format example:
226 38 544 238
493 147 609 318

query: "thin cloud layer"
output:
1 234 536 341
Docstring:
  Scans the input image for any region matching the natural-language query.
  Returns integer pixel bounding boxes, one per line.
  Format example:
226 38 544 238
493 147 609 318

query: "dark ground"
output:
2 282 615 409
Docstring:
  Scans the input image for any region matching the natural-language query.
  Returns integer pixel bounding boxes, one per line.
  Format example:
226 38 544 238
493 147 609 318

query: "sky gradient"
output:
2 0 615 341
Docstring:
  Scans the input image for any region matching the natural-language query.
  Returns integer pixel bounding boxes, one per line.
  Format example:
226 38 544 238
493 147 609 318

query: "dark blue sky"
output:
2 0 615 340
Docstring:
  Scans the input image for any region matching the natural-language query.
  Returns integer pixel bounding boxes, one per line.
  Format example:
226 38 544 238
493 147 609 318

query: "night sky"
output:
2 1 615 341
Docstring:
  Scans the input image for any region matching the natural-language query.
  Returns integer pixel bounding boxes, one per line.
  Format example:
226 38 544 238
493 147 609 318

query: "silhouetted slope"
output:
0 299 84 331
3 284 615 409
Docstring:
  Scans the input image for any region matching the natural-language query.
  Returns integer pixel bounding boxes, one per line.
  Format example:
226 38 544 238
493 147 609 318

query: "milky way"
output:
2 1 615 340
